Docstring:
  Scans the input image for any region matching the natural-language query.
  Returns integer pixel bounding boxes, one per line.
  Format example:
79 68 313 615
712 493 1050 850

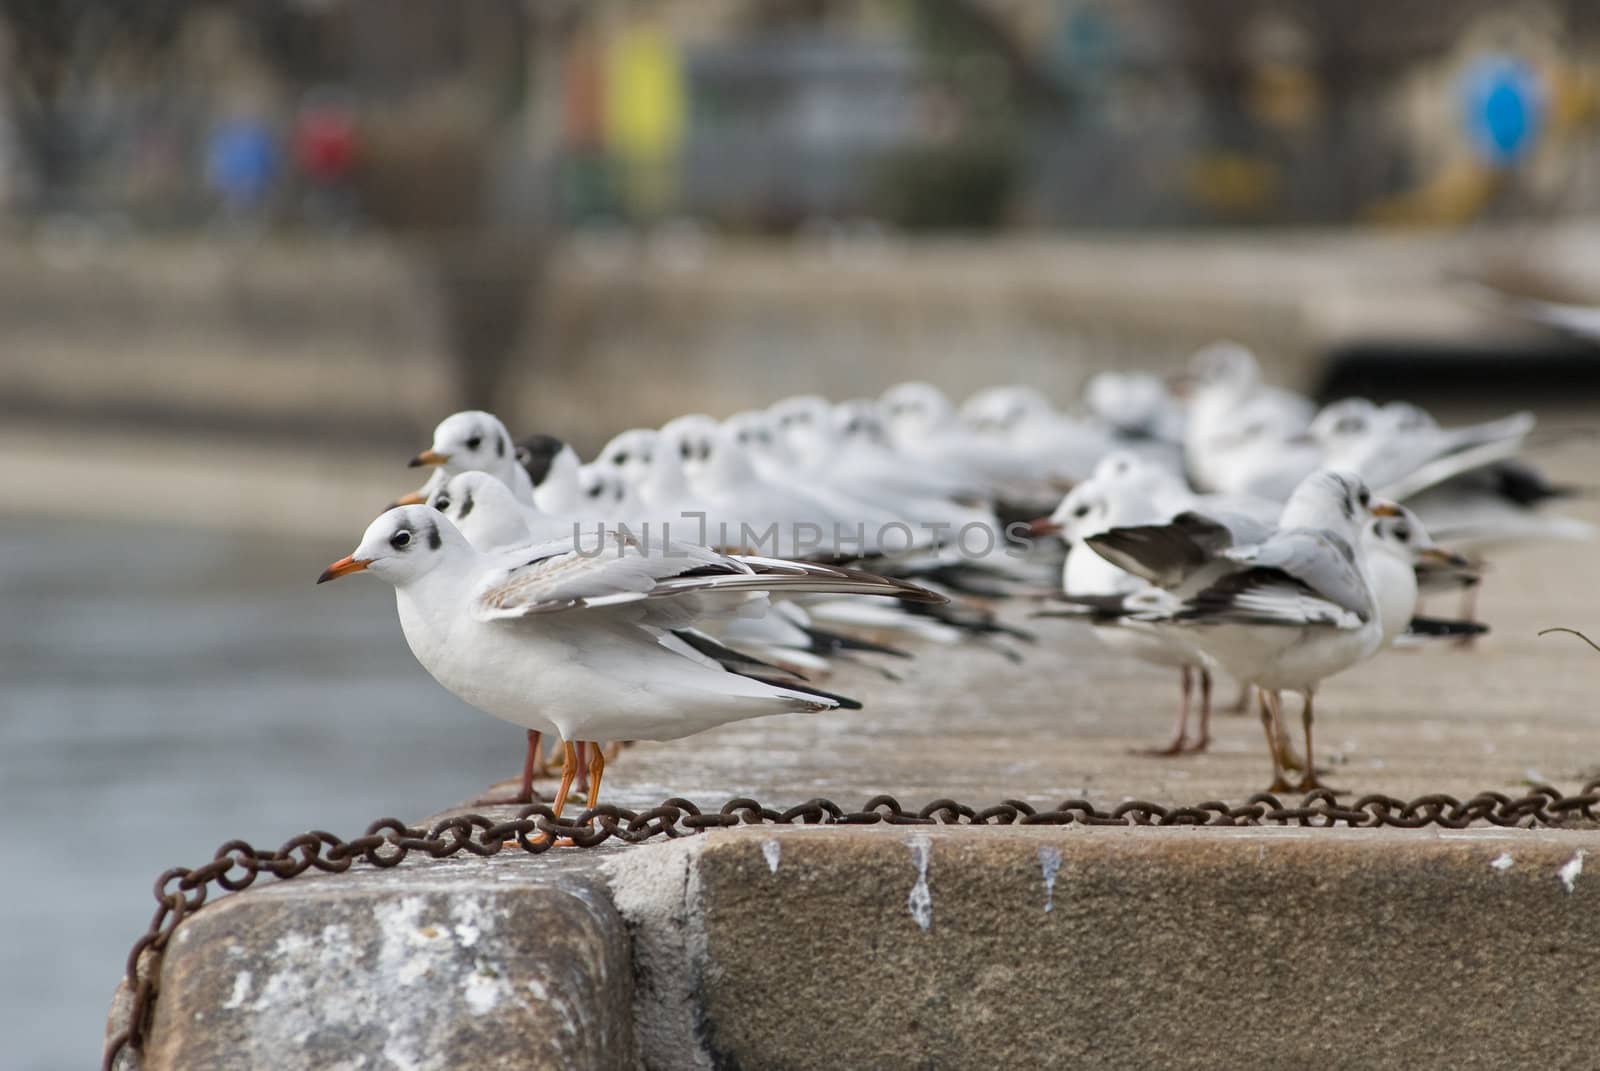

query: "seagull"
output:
1087 470 1395 792
317 506 944 822
391 410 536 507
1181 341 1316 496
1034 477 1223 755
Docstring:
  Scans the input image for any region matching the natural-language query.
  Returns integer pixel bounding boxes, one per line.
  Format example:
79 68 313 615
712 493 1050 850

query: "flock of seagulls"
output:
316 341 1589 818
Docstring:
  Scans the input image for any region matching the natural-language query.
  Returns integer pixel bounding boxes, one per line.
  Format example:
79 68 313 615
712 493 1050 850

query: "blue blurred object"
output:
206 116 278 209
1460 54 1546 168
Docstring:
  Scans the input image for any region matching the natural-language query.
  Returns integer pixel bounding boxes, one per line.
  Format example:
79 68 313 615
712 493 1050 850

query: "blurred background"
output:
7 2 1600 1068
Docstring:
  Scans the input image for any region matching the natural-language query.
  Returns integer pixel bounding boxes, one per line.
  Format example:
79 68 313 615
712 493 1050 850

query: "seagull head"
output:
1309 398 1380 450
318 505 469 587
768 395 834 457
1183 340 1260 400
514 434 570 489
428 472 532 552
1084 371 1170 432
1040 482 1109 543
959 385 1052 436
880 381 954 440
411 411 516 479
596 428 659 488
659 414 727 484
725 411 790 465
1280 469 1398 537
577 463 632 513
1365 505 1467 570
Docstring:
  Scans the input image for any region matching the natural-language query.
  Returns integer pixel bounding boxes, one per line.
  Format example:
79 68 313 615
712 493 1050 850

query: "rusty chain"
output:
104 780 1600 1070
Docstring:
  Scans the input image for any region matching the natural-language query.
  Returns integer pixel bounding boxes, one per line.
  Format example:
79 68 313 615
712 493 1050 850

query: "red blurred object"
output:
294 107 357 183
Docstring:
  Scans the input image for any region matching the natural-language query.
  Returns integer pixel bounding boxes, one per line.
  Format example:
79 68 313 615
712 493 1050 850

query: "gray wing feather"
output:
1222 528 1370 620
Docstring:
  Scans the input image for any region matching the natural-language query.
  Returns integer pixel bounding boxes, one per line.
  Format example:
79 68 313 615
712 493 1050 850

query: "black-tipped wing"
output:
474 538 946 622
1085 511 1239 588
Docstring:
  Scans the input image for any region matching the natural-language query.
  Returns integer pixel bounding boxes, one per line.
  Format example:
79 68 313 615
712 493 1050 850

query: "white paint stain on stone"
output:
223 970 253 1010
1560 850 1586 894
1490 852 1514 872
1038 846 1062 913
451 897 490 948
761 838 781 874
907 835 933 932
463 964 509 1016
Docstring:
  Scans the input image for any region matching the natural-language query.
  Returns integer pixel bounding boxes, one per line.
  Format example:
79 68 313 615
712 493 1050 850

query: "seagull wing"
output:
472 535 945 622
1084 510 1243 589
1215 529 1371 624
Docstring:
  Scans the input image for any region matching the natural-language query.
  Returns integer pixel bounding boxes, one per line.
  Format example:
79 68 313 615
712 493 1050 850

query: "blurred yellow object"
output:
1249 62 1321 129
604 19 686 217
1363 158 1499 227
1182 154 1280 215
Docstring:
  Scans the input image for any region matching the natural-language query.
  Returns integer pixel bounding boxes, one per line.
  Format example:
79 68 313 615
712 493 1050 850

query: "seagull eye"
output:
390 530 413 550
614 451 628 466
433 495 451 513
587 484 603 498
1073 504 1090 519
1394 524 1411 542
465 436 482 451
1359 489 1371 508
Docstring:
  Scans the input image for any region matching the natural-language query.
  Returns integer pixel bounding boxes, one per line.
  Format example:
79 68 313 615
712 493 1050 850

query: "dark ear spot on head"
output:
458 492 474 520
496 436 506 459
516 434 564 487
427 523 442 550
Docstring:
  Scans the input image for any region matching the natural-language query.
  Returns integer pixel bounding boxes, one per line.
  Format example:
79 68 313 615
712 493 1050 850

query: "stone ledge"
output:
126 853 634 1071
679 825 1598 1070
110 817 1599 1070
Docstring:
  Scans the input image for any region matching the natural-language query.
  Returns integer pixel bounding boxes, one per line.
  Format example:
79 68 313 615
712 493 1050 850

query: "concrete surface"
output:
682 825 1599 1070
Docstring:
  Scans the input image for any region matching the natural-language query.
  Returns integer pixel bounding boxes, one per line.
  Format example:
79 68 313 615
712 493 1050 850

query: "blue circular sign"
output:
1460 54 1546 167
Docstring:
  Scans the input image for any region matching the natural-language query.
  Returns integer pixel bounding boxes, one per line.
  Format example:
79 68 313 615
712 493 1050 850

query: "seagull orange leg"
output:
549 741 579 820
476 729 542 808
574 741 591 797
1143 665 1192 756
515 729 540 805
1296 692 1339 792
1190 668 1213 753
1259 690 1294 793
584 742 606 821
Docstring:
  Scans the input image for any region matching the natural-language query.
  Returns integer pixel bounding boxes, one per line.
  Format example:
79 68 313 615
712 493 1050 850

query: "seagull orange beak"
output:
317 555 372 584
388 491 427 507
1027 516 1062 536
1370 500 1402 517
408 449 450 469
1418 546 1472 569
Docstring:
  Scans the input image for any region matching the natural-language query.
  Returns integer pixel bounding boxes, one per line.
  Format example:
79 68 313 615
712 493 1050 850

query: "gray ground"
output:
9 414 1600 1071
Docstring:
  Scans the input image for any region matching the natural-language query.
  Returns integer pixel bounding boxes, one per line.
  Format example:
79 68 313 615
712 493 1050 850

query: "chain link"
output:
103 781 1600 1070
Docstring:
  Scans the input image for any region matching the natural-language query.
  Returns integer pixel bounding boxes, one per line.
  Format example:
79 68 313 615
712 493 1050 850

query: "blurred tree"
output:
243 0 576 415
880 0 1074 229
0 0 186 210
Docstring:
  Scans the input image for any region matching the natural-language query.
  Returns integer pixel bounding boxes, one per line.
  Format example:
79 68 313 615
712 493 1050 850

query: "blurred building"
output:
0 0 1597 233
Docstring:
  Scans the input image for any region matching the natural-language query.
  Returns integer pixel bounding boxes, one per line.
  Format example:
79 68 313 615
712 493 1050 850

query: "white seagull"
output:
1087 470 1395 792
317 506 943 820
